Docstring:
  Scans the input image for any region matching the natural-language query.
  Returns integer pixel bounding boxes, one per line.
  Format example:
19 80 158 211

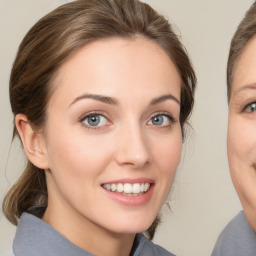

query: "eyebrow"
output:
150 94 180 105
69 93 118 106
69 93 180 107
234 83 256 96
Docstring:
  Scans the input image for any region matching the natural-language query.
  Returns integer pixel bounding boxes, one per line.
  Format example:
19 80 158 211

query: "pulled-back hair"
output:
3 0 196 239
227 1 256 101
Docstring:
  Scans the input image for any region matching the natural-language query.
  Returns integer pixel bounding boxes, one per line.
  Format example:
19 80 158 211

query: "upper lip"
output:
101 178 154 185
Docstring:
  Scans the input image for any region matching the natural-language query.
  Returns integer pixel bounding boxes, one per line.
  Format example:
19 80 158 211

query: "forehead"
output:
49 37 181 105
231 37 256 96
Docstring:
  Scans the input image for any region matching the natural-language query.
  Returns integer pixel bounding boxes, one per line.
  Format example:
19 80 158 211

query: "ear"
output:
15 114 49 169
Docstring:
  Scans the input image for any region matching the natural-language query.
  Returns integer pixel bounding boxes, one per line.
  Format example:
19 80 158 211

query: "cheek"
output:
152 130 182 176
227 115 256 208
150 131 182 206
45 127 113 181
228 117 256 168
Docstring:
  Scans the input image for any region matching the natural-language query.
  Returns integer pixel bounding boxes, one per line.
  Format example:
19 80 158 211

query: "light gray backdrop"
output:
0 0 253 255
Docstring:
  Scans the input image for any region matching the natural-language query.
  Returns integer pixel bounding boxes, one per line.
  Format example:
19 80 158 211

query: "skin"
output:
16 37 182 256
228 37 256 231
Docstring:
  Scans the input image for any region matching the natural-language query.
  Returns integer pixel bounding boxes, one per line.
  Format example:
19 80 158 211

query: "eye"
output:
81 113 108 127
148 114 174 127
244 103 256 113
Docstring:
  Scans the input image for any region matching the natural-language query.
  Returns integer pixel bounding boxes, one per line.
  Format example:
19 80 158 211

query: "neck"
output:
43 196 135 256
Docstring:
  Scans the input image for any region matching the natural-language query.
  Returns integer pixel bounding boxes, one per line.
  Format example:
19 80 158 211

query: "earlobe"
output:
15 114 49 169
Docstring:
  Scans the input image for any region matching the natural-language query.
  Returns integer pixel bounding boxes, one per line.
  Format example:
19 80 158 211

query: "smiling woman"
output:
2 0 196 256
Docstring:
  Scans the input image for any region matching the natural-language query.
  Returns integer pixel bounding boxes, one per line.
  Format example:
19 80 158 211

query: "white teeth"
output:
133 183 141 194
117 183 124 192
124 183 133 193
144 183 150 192
111 184 117 192
103 182 151 194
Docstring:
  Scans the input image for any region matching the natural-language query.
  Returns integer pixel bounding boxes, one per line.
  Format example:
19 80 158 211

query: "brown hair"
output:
3 0 196 239
227 1 256 101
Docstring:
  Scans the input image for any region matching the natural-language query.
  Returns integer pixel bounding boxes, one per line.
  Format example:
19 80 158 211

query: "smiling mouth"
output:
102 183 151 196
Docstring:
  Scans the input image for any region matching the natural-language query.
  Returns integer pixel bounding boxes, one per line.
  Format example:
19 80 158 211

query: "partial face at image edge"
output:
228 37 256 231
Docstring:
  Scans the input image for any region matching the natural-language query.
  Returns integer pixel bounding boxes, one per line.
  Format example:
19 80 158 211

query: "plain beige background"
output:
0 0 254 255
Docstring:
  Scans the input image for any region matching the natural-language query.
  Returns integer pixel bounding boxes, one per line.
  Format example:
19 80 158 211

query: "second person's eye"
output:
244 102 256 113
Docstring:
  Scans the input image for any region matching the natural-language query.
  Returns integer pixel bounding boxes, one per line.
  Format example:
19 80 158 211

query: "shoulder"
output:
13 211 95 256
211 211 256 256
132 233 175 256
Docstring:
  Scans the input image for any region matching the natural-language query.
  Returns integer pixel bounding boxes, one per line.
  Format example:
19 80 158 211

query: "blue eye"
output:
82 114 108 127
148 114 174 126
244 103 256 113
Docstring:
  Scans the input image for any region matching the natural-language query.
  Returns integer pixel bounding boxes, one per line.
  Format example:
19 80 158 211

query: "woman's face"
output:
228 37 256 230
41 37 182 235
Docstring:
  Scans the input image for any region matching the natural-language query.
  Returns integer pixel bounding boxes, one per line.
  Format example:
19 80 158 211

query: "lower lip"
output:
102 184 154 206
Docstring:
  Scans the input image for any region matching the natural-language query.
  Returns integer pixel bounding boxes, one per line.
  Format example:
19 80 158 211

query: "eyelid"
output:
80 111 106 121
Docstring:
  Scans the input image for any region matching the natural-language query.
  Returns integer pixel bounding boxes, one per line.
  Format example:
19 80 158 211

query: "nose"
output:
115 123 151 169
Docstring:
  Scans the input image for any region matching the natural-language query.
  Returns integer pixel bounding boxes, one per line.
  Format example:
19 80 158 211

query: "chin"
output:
107 215 155 235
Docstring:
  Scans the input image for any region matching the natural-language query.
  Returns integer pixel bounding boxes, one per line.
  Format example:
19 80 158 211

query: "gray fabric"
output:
211 210 256 256
132 232 174 256
13 212 175 256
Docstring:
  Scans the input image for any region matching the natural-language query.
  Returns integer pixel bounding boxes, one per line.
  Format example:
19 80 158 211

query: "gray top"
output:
211 210 256 256
13 211 175 256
